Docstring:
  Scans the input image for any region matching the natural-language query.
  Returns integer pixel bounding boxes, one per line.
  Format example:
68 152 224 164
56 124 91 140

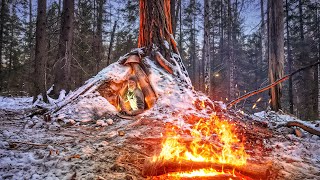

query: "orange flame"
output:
152 112 249 179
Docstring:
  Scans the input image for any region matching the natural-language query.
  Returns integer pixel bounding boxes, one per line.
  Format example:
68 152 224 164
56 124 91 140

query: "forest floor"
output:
0 96 320 180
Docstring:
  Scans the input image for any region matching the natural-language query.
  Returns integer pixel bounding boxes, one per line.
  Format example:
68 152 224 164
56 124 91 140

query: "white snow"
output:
0 96 34 110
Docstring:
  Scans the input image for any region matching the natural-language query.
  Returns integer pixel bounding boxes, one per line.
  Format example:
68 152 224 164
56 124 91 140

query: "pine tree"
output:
33 0 48 103
268 0 284 111
52 0 75 98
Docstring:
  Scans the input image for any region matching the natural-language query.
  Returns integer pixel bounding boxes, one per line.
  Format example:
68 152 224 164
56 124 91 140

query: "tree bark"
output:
297 0 315 120
94 0 104 73
0 0 5 90
318 2 320 118
138 0 176 55
107 21 117 66
268 0 284 111
52 0 74 98
138 0 190 85
170 0 176 36
33 0 48 103
285 0 293 114
227 0 233 101
203 0 211 95
173 0 181 37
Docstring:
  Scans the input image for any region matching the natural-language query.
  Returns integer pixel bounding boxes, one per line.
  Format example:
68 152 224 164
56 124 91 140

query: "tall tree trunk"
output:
170 0 176 36
28 0 33 94
33 0 48 103
8 4 14 87
52 0 74 98
107 21 117 65
203 0 211 95
210 2 216 99
138 0 190 85
173 0 181 37
260 0 267 75
318 2 320 118
178 0 182 49
297 0 315 119
94 0 104 73
285 0 293 114
220 0 224 68
227 0 233 101
192 2 197 90
268 0 284 111
0 0 5 90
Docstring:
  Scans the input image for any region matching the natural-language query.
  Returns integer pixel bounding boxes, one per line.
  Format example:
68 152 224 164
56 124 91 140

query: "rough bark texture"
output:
33 0 48 103
268 0 284 111
107 21 117 66
203 0 211 95
170 0 176 36
227 0 234 100
285 0 293 114
173 0 181 37
138 0 176 55
0 0 5 90
52 0 74 98
318 3 320 118
138 0 190 86
94 0 104 73
297 0 316 120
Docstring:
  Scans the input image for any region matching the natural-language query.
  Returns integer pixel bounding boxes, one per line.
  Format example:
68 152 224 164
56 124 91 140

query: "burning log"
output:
142 159 272 179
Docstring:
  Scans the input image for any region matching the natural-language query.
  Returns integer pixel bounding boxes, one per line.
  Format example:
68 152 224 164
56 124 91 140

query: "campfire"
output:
142 100 270 179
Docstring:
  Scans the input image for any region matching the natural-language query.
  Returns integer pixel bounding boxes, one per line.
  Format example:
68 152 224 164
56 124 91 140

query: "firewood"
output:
131 63 157 108
286 121 320 136
142 159 272 179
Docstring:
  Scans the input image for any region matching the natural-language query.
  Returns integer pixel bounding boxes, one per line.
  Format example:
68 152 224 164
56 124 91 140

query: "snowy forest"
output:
0 0 319 119
0 0 320 179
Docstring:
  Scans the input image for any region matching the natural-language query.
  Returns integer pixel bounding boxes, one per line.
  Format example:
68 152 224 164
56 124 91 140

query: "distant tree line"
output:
0 0 319 120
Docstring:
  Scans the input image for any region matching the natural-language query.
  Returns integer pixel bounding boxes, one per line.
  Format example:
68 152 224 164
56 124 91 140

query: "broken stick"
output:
286 121 320 136
227 61 320 108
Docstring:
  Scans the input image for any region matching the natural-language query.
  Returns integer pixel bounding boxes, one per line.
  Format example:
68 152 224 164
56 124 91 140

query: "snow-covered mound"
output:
52 48 224 126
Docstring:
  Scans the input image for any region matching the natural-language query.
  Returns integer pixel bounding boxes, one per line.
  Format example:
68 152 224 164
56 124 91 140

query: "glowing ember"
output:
151 111 249 179
168 168 226 178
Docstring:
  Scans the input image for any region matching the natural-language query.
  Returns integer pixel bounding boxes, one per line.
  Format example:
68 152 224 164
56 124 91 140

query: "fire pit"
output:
142 112 271 179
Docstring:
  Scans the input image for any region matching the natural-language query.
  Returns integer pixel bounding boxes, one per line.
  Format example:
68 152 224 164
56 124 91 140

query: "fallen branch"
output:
142 159 272 179
286 121 320 136
227 61 320 108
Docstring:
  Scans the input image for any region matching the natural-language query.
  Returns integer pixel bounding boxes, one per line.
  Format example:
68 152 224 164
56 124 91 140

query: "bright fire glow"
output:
152 111 249 179
168 168 225 177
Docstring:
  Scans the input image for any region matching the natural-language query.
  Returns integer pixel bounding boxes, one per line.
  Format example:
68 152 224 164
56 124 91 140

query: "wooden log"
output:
142 159 272 179
163 174 241 180
131 63 157 109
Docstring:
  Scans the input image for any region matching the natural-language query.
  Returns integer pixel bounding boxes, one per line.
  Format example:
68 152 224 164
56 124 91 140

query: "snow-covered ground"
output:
1 96 319 180
0 96 148 180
